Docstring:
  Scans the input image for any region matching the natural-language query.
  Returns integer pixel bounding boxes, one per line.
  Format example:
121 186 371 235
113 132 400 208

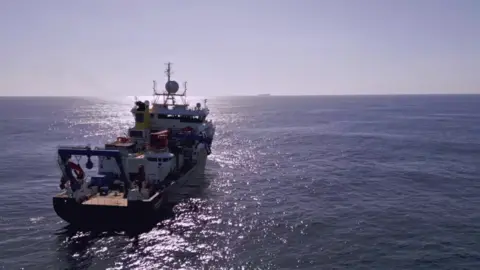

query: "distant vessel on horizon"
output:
257 94 271 97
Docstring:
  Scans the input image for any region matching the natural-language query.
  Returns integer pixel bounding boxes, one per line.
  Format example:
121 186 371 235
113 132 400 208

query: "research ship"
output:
52 63 215 227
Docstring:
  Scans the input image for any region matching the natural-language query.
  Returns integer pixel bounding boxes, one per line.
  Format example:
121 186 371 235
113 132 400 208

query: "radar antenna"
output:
150 62 188 107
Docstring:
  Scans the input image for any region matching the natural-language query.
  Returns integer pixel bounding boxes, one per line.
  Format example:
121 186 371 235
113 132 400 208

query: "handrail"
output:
143 191 161 202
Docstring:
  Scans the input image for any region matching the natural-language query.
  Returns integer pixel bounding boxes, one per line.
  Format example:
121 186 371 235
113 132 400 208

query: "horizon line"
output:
0 93 479 98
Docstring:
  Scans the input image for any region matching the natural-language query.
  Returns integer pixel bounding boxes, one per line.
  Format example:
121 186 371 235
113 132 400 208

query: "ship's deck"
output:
82 192 128 207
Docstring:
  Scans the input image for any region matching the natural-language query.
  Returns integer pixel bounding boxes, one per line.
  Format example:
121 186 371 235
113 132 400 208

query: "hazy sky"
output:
1 0 479 96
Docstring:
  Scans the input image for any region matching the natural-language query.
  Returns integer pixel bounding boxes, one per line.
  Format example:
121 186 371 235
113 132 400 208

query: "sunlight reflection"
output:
53 96 303 269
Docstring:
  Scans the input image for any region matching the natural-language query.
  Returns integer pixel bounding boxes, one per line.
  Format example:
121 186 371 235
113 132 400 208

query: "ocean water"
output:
0 95 479 270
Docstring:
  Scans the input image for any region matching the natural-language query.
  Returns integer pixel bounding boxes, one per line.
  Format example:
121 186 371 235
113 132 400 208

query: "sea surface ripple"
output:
0 95 479 269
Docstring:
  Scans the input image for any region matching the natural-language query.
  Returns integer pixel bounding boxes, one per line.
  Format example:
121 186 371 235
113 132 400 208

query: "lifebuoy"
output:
67 161 85 179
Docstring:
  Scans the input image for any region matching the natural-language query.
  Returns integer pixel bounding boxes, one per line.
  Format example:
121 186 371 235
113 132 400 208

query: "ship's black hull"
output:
52 192 169 229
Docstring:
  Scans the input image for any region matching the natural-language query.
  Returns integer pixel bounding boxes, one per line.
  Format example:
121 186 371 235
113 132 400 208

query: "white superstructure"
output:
126 63 215 152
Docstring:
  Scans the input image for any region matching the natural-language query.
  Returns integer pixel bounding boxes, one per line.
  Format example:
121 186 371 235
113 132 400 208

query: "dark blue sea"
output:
0 95 479 270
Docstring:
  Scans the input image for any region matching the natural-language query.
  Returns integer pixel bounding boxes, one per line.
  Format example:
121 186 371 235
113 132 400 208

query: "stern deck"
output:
83 192 128 207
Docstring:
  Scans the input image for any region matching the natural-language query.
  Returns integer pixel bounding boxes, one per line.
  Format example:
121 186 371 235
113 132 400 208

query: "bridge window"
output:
179 115 203 123
157 113 204 123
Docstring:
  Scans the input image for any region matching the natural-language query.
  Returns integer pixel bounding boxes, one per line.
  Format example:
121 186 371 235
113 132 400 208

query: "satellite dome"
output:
165 80 179 94
196 102 201 108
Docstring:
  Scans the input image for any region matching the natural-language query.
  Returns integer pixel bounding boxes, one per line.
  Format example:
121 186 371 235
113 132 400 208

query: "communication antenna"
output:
165 62 173 81
181 81 188 104
152 80 161 103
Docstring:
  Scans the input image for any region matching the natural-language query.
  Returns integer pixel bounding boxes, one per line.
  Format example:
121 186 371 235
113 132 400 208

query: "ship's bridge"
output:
150 104 209 118
127 62 213 147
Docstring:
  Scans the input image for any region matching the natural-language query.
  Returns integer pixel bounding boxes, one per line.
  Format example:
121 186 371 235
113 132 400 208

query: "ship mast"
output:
163 62 175 106
166 62 172 81
151 62 188 107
